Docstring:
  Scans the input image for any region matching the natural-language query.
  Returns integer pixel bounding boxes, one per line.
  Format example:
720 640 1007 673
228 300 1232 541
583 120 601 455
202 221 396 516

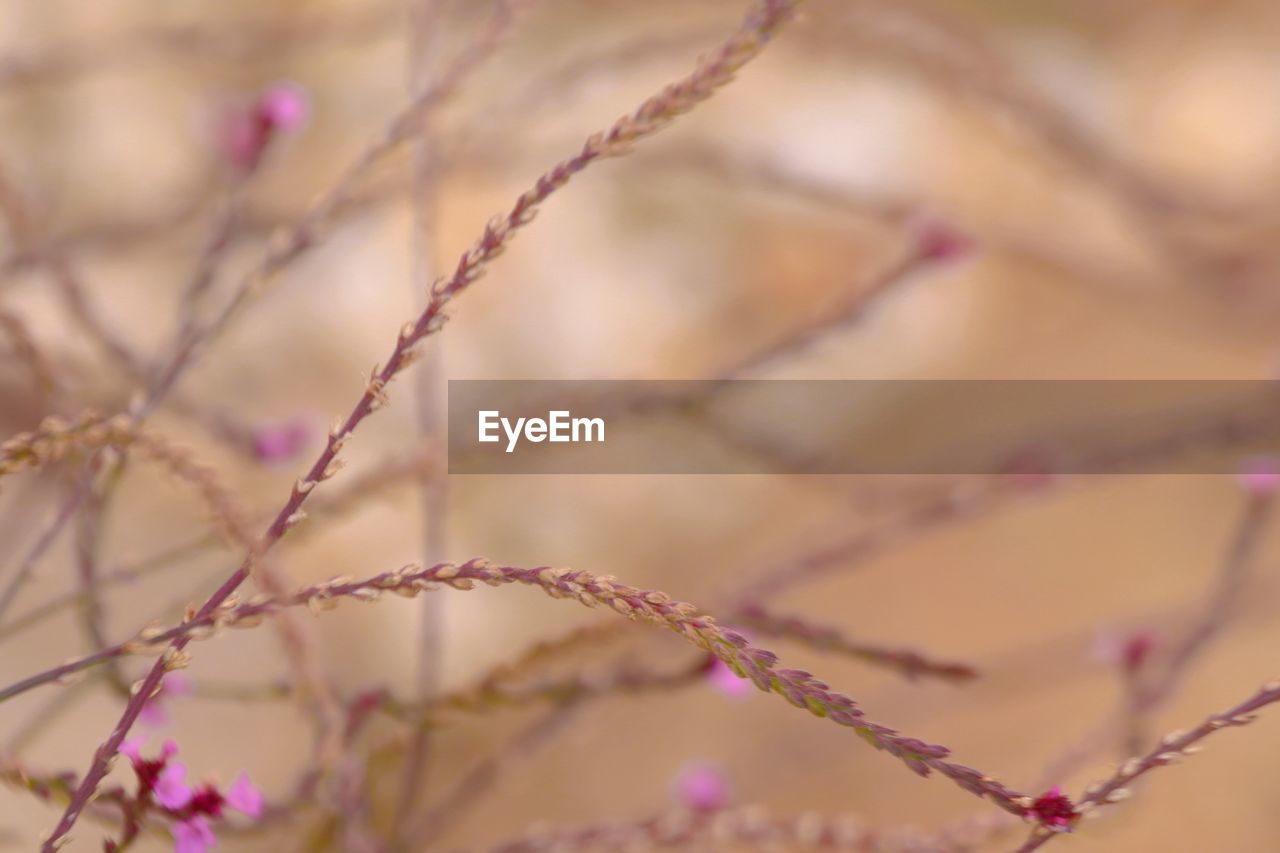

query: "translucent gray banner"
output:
447 380 1280 475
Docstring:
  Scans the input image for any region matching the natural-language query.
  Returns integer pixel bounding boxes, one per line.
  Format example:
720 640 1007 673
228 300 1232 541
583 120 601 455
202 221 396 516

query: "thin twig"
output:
38 3 808 847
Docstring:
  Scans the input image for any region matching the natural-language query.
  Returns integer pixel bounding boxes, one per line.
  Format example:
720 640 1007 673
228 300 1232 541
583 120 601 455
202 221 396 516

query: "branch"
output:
37 3 808 847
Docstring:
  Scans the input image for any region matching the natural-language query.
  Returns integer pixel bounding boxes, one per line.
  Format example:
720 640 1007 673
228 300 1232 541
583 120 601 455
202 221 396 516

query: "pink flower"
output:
672 762 729 812
1236 457 1280 497
140 673 192 728
122 738 179 796
909 214 976 265
119 739 264 852
223 772 264 818
217 81 309 174
705 656 752 700
258 83 308 131
172 816 217 853
998 446 1058 492
1093 628 1157 673
252 416 313 465
1026 786 1080 832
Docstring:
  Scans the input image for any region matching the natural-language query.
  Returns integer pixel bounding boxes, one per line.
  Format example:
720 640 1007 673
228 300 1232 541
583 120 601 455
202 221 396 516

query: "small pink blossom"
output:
223 772 264 818
140 673 192 728
122 738 180 796
672 762 729 812
217 81 308 174
172 816 217 853
1093 628 1157 673
705 656 752 700
1026 786 1080 832
120 739 264 853
1236 457 1280 497
258 83 308 131
909 214 976 265
252 416 313 465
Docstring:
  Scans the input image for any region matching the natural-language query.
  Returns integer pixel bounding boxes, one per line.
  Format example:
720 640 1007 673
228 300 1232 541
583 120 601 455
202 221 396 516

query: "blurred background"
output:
3 0 1280 850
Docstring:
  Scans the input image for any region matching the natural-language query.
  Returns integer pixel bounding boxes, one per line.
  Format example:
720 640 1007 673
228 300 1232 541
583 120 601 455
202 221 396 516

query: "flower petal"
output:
164 673 193 698
155 762 193 810
224 771 264 818
139 700 169 728
120 738 145 763
172 816 217 853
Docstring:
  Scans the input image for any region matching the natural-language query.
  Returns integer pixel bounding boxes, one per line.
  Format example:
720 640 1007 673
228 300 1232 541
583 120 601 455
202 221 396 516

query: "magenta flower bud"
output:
1026 786 1080 832
909 214 976 264
1093 627 1158 673
217 81 308 174
258 82 308 131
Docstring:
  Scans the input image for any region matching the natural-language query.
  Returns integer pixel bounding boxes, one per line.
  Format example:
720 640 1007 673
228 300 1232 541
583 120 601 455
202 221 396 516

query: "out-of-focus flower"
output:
140 673 192 728
251 415 313 465
704 655 752 700
1092 628 1158 673
1026 786 1080 832
224 772 264 818
1236 457 1280 497
122 737 179 798
217 81 309 174
910 214 976 265
258 83 308 131
998 446 1058 492
120 739 264 853
672 761 730 812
